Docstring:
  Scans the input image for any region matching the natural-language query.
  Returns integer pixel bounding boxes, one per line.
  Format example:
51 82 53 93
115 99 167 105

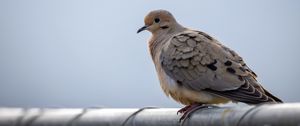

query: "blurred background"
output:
0 0 299 108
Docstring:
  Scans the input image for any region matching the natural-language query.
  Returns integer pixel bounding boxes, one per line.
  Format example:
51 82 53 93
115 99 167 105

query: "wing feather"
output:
160 30 282 104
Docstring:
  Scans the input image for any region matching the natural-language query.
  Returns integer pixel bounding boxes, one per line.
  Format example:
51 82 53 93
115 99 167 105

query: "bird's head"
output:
137 10 180 35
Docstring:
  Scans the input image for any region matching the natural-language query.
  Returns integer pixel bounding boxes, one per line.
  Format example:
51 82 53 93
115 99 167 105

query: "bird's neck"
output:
148 34 167 61
148 25 186 62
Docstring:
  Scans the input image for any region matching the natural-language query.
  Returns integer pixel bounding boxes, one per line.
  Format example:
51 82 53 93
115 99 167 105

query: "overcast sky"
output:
0 0 299 108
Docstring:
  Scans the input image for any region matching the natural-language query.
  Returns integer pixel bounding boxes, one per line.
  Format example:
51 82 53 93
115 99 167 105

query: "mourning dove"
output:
137 10 282 119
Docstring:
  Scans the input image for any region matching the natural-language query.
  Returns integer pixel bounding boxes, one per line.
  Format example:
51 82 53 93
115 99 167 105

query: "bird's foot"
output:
177 104 213 123
177 105 194 115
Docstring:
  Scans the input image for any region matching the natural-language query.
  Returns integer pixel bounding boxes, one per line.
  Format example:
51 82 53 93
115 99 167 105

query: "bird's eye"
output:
154 18 160 23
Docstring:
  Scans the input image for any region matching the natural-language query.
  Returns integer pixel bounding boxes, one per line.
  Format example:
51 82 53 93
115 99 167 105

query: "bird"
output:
137 9 282 121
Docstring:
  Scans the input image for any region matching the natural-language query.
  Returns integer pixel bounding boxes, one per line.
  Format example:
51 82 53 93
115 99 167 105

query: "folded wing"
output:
160 30 282 104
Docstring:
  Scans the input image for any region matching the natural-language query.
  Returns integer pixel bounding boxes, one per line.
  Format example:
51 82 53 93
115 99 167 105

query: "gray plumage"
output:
160 30 282 104
138 9 282 105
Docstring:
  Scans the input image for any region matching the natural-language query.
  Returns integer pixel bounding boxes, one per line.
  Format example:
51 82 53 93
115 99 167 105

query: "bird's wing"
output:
160 30 280 104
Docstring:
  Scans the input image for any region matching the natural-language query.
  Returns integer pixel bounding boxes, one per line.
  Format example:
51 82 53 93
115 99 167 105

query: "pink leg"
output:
177 104 206 122
177 105 193 115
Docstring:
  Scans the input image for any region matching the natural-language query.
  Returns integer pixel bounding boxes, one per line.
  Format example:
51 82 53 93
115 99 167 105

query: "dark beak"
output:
137 25 148 33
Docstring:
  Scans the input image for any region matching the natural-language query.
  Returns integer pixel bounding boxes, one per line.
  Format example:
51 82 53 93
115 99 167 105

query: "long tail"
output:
262 87 283 103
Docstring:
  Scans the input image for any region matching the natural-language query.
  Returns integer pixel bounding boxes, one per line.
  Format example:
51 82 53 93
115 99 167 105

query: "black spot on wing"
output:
226 67 236 74
224 61 232 66
176 80 183 87
206 60 217 71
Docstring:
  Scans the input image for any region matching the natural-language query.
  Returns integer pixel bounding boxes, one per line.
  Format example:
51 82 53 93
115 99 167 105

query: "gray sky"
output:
0 0 299 108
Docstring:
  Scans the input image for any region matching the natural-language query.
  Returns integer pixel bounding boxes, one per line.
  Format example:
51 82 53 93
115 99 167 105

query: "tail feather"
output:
263 88 283 103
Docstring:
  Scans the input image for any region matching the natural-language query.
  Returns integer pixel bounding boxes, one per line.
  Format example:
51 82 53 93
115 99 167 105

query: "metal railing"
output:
0 103 300 126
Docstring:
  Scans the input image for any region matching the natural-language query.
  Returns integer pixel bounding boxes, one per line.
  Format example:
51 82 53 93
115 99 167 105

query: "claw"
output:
177 104 211 123
179 113 188 123
177 105 191 115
